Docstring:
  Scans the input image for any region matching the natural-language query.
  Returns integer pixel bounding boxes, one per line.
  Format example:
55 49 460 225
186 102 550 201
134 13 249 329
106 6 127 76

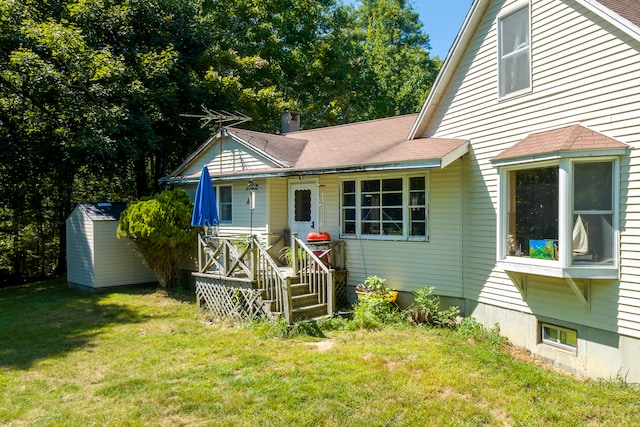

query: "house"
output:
407 0 640 380
66 203 157 291
163 0 640 380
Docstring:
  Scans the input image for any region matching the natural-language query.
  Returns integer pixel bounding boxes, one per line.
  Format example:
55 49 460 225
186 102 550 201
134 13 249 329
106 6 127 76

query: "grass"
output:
2 279 640 426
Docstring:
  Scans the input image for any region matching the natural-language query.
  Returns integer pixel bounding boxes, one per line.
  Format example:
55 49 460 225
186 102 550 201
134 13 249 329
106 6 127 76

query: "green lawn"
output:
1 279 639 426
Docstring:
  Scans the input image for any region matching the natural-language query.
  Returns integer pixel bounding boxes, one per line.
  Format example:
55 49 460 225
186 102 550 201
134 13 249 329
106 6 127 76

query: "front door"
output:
288 179 318 241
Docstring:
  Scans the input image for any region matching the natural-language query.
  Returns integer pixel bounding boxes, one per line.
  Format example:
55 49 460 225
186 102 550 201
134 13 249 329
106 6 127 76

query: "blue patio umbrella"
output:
191 166 219 231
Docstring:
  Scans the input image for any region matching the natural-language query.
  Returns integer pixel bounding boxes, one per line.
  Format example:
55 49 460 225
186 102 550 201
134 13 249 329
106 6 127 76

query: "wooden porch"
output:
193 233 347 323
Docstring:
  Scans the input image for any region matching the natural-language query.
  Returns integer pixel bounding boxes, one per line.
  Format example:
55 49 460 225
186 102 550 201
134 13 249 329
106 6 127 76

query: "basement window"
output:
541 323 577 352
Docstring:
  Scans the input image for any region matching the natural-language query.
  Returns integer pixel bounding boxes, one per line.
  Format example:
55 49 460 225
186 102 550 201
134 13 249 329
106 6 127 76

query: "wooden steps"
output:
263 281 328 321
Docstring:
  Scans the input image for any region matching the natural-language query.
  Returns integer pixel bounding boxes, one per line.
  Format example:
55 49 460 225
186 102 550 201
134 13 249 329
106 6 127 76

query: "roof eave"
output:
491 147 630 167
227 129 294 168
162 156 467 185
578 0 640 44
408 0 489 140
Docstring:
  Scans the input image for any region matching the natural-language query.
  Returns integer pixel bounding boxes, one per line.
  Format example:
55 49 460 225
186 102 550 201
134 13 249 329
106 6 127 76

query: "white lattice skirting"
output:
195 276 271 321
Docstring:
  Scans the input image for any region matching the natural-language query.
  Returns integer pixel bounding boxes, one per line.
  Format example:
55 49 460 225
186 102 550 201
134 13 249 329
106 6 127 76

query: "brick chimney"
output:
281 111 300 134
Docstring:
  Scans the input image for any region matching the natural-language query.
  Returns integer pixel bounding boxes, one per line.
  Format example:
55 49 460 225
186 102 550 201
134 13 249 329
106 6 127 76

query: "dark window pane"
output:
343 208 356 221
362 208 380 220
410 177 425 191
411 207 425 221
361 180 380 192
342 194 355 206
343 180 355 193
574 162 612 211
510 167 558 256
343 222 356 234
382 178 402 191
362 222 380 235
411 222 426 236
383 208 402 221
382 193 402 206
362 194 380 207
294 189 311 222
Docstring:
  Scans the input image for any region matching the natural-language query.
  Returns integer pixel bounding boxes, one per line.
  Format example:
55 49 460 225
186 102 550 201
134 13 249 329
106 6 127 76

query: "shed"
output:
66 202 157 291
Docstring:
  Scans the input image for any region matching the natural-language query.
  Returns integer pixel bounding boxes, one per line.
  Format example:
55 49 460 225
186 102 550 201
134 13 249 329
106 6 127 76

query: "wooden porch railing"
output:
195 233 344 323
290 233 335 317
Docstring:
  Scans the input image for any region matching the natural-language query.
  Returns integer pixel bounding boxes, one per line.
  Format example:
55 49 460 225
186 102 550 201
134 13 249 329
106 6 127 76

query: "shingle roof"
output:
230 128 307 167
597 0 640 28
175 114 468 179
492 124 629 163
286 114 466 170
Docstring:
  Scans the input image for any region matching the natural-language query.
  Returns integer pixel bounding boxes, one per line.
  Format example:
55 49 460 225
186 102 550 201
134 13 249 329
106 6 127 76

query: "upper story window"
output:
341 174 428 241
217 185 232 223
499 4 531 97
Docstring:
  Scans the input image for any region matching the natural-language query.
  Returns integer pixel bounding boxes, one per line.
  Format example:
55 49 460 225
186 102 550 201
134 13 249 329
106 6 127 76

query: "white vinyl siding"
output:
66 205 156 289
343 163 463 297
216 179 268 240
422 0 640 337
93 221 156 288
181 136 281 177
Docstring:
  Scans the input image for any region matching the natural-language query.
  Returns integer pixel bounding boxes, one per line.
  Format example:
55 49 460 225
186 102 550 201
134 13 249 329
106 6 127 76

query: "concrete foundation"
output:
467 301 640 383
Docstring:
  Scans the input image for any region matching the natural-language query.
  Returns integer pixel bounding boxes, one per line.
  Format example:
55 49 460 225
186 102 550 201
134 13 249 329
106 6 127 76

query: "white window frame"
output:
339 173 429 241
540 323 577 352
496 157 620 279
498 1 532 98
216 184 233 224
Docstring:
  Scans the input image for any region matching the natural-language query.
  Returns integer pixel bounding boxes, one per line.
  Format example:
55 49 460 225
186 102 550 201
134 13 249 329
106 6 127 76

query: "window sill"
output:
498 258 618 279
339 234 427 242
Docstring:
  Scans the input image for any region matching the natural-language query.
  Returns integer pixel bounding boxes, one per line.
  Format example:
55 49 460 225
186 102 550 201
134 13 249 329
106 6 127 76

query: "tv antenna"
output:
181 105 252 130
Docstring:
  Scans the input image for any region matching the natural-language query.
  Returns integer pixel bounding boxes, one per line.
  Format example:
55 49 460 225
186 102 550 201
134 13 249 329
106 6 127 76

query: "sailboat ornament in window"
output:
573 215 590 259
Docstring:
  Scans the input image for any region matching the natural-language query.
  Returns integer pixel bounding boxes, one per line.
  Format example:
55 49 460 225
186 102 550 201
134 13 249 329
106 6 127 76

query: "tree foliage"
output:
0 0 440 281
117 189 198 290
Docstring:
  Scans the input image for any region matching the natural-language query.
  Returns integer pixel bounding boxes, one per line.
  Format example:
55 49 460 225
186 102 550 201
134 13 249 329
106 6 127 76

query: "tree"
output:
117 189 198 290
0 0 440 281
356 0 441 117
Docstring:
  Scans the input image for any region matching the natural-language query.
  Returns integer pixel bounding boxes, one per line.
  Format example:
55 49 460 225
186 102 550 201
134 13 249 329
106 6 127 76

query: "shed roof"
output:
78 203 128 221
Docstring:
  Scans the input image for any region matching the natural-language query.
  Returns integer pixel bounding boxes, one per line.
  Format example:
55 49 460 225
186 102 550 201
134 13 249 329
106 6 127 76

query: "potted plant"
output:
355 275 398 303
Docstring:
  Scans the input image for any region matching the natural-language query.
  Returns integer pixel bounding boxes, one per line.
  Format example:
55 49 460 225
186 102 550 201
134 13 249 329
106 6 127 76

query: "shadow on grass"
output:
0 278 153 369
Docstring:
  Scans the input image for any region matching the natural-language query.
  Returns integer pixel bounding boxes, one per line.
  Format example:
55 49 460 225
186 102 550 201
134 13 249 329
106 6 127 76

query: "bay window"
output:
341 175 428 240
498 158 619 278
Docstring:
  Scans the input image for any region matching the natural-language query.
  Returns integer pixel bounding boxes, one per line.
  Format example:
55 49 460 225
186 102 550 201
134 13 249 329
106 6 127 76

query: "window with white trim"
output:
499 4 531 97
498 158 618 275
340 175 428 240
217 185 232 223
541 323 577 352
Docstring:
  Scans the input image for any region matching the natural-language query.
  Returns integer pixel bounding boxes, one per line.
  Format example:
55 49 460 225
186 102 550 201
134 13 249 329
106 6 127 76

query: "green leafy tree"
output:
356 0 441 117
117 189 198 290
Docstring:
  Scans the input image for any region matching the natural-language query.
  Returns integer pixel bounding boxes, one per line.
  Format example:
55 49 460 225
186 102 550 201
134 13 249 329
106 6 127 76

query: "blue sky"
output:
413 1 474 59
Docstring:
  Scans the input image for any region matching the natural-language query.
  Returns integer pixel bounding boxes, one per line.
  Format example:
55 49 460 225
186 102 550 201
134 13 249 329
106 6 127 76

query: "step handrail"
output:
291 233 335 317
250 236 292 322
